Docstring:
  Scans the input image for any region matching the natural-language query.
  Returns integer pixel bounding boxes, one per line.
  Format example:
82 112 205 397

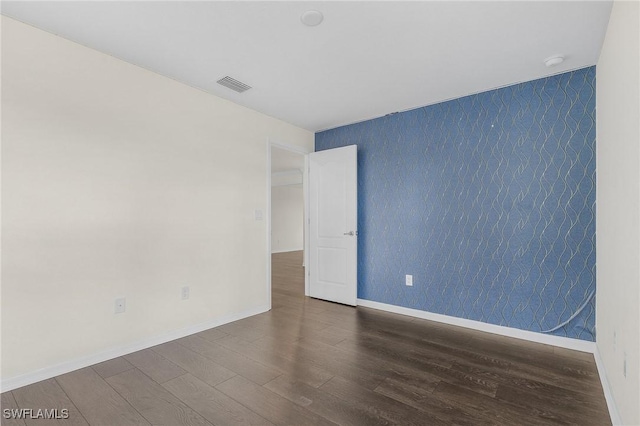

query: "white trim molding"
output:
272 247 304 254
272 169 303 177
357 298 595 352
0 304 269 393
594 346 623 425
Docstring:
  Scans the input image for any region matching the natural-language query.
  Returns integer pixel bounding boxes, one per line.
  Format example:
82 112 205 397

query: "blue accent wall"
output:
316 67 596 341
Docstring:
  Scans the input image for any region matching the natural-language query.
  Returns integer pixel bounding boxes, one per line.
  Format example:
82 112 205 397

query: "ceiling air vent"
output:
216 76 252 93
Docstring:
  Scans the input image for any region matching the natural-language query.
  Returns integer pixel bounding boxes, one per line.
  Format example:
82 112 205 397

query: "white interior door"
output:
309 145 357 306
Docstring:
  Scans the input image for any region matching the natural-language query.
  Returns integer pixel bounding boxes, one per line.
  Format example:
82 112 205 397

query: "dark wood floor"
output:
2 250 610 425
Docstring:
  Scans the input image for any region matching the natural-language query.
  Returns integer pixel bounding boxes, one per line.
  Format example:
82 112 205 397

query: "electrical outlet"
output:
114 298 126 314
613 331 617 351
181 286 190 300
405 275 413 286
255 209 263 221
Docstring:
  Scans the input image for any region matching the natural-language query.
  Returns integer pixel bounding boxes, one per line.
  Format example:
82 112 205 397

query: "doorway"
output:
267 141 310 310
267 142 358 309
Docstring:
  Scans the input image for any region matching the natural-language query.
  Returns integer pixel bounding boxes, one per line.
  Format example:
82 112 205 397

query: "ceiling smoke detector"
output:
544 55 565 67
216 76 252 93
301 10 324 27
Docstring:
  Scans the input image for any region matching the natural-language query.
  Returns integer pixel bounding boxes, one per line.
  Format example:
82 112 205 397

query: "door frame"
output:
266 138 311 310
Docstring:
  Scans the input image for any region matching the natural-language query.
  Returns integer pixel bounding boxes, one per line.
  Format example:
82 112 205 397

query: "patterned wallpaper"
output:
316 67 596 341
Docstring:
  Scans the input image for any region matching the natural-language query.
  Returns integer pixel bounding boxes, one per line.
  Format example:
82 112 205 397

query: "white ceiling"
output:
2 1 613 132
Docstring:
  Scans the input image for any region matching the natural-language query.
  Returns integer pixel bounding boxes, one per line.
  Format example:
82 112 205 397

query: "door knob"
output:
343 231 356 236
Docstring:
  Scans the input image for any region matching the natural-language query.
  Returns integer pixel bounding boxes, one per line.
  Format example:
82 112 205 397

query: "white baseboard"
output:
356 298 596 353
0 304 269 392
594 346 622 425
271 247 303 254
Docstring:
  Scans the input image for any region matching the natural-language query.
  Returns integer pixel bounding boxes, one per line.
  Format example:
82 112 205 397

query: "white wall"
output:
271 183 304 253
596 2 640 424
0 17 313 384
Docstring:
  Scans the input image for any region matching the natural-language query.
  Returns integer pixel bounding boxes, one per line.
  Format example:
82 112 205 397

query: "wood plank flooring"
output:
1 251 611 425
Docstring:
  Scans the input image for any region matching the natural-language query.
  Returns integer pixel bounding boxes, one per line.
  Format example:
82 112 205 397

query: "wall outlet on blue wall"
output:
405 275 413 286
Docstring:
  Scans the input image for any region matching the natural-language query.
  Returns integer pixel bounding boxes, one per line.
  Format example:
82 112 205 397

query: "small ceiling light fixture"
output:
544 55 565 67
301 10 324 27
